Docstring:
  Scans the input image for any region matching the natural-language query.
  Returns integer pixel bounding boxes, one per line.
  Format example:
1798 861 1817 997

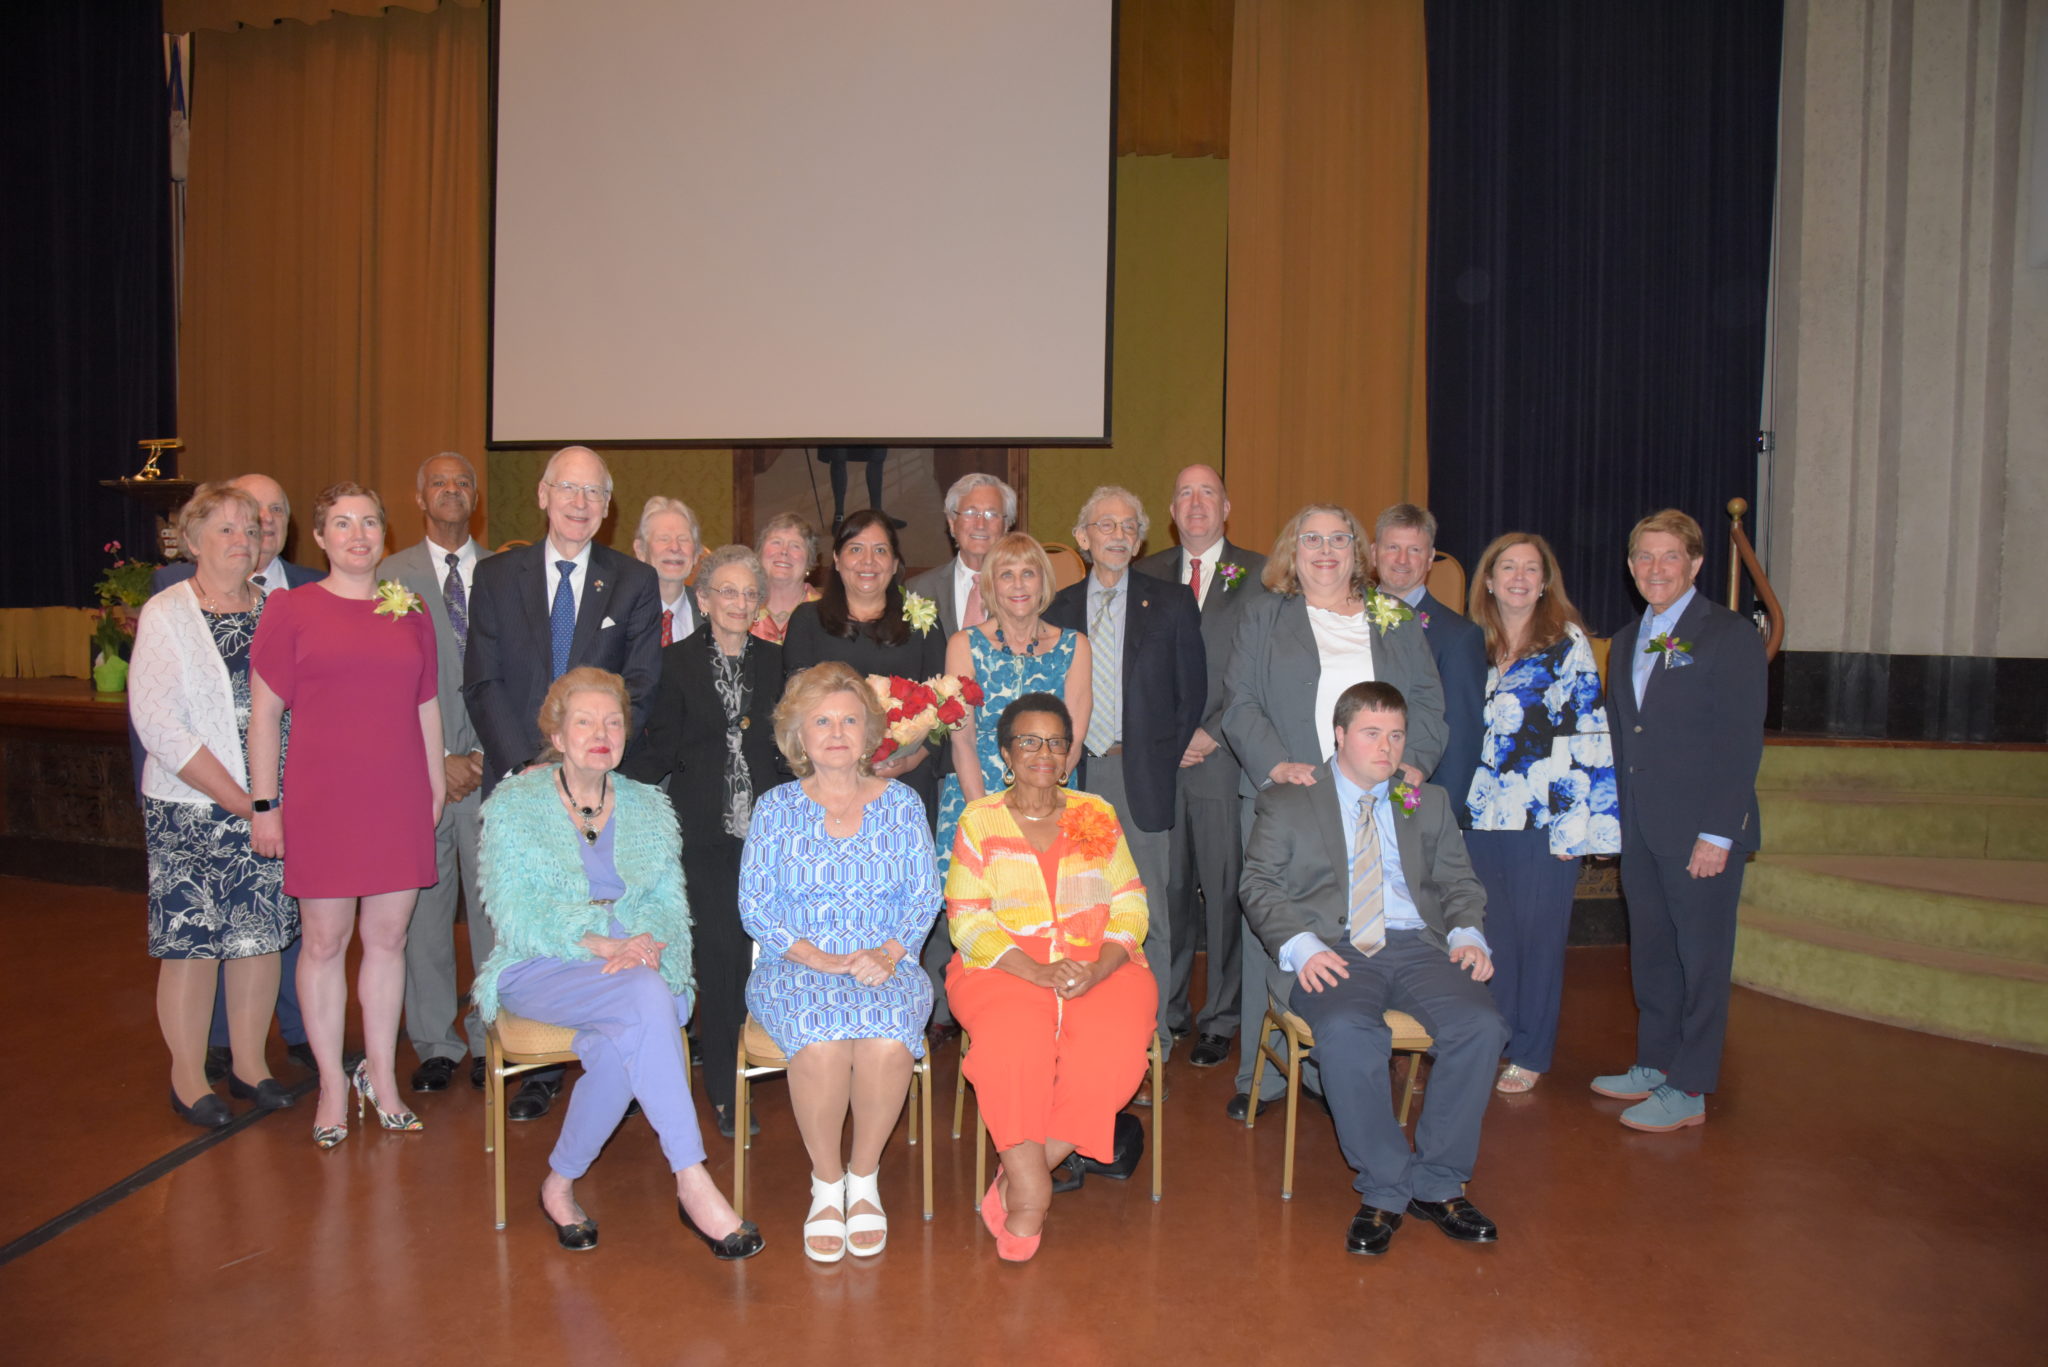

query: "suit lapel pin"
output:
594 579 604 592
1141 599 1149 608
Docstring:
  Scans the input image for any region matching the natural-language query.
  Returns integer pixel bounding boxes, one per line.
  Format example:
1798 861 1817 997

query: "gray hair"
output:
696 543 765 596
415 451 477 497
539 444 613 493
942 471 1017 527
635 495 702 548
1373 503 1438 546
1074 484 1151 545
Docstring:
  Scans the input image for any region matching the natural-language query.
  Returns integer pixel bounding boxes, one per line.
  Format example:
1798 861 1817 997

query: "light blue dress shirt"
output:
1275 765 1489 972
1631 585 1729 852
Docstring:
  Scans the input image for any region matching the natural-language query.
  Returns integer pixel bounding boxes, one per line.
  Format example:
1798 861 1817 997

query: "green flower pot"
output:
93 657 130 695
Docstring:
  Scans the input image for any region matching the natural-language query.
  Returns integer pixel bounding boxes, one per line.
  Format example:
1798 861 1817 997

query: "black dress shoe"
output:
1050 1153 1086 1193
227 1074 296 1110
1406 1195 1498 1243
539 1193 598 1252
713 1106 761 1140
624 1099 642 1119
1077 1112 1144 1180
285 1042 316 1072
507 1078 561 1121
1188 1034 1232 1069
1346 1204 1403 1256
170 1089 234 1130
204 1046 231 1085
411 1056 457 1092
678 1202 765 1261
1224 1092 1272 1121
470 1057 486 1089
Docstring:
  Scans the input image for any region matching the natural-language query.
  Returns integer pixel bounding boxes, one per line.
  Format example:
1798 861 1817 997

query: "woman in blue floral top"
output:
1464 533 1619 1094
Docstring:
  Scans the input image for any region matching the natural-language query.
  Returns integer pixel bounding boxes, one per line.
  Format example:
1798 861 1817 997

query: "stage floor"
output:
4 874 2044 1364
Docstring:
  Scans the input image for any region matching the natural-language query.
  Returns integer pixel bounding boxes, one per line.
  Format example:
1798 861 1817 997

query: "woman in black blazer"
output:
781 509 949 827
623 544 785 1136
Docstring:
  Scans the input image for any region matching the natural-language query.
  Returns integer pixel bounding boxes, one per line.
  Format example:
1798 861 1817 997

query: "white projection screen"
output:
490 0 1115 446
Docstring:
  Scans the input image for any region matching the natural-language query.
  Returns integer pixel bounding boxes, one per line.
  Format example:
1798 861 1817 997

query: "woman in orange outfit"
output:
944 692 1155 1261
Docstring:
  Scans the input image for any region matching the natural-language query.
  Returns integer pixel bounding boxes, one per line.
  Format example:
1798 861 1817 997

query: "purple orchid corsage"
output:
1391 781 1422 817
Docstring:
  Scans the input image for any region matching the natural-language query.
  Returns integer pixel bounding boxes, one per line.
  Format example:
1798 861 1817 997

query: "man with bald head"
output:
1135 464 1268 1068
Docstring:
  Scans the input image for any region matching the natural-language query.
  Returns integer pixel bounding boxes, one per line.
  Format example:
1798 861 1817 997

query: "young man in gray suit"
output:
1134 464 1267 1068
1242 681 1506 1255
381 452 493 1094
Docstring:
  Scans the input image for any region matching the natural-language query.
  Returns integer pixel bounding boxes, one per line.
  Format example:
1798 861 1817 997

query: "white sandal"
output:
844 1168 887 1258
1496 1064 1542 1094
803 1173 847 1263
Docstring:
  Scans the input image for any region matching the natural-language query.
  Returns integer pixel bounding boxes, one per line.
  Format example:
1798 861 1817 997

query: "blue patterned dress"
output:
740 780 942 1058
934 626 1080 875
1465 623 1620 856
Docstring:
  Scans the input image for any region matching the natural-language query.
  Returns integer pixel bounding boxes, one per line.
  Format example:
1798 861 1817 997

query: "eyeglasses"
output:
1296 532 1357 550
1008 734 1072 754
1087 518 1142 537
548 480 610 502
705 586 762 605
954 508 1004 524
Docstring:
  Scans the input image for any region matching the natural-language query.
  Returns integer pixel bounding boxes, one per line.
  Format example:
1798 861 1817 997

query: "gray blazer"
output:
1134 539 1269 800
1240 766 1485 957
1220 590 1447 796
904 558 965 638
381 538 491 758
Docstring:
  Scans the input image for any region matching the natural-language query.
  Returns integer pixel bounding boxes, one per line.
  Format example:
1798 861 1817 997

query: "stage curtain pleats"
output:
1222 0 1431 560
178 0 488 557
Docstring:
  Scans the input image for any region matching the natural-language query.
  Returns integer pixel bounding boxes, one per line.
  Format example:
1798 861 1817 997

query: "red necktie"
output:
661 608 674 648
1188 556 1203 607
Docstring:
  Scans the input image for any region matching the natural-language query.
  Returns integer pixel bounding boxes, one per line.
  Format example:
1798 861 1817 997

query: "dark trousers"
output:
1078 750 1174 1050
1164 784 1243 1039
209 936 305 1048
683 833 750 1114
1467 828 1582 1074
1290 932 1506 1210
1619 835 1744 1094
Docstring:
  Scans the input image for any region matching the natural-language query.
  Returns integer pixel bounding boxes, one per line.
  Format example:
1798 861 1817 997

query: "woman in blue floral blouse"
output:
1464 533 1619 1093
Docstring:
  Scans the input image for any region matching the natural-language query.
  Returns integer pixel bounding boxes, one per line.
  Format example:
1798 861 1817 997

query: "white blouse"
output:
1307 605 1376 760
130 581 250 804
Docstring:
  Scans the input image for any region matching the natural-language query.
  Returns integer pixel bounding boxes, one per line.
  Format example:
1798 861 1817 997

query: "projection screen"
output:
490 0 1115 446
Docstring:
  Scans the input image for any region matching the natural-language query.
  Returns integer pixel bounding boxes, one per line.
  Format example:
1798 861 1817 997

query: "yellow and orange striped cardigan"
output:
944 790 1149 972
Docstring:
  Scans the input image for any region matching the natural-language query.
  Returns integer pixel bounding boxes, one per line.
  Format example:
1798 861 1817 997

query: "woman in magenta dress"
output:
248 482 444 1148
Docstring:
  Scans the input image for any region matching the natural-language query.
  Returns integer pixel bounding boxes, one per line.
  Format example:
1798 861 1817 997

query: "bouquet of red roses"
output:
867 672 985 764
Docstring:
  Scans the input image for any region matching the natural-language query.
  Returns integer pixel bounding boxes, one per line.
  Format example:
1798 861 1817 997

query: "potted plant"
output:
92 540 157 694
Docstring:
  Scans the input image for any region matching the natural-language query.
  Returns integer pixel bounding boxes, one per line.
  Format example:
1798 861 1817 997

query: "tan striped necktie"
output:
1348 794 1386 957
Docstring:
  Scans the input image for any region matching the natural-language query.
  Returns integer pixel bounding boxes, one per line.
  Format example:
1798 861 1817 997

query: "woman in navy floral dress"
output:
1463 533 1619 1094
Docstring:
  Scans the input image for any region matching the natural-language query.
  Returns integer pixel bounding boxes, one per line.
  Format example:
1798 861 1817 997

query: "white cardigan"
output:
130 580 255 804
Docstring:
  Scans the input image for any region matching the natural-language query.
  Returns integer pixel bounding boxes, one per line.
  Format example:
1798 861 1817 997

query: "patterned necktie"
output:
550 560 576 679
962 577 985 628
1188 556 1204 609
1084 588 1120 755
1348 794 1387 957
661 608 674 649
443 552 468 655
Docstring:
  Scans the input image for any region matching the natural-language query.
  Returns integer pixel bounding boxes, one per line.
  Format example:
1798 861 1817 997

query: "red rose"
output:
889 676 915 701
959 676 985 706
935 698 965 726
871 737 899 764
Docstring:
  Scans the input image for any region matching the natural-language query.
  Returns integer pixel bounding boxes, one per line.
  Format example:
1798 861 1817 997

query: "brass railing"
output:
1725 498 1784 662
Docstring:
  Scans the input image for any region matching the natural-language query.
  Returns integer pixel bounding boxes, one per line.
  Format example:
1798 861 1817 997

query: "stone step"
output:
1735 909 2048 1053
1758 790 2048 859
1759 744 2048 797
1742 855 2048 965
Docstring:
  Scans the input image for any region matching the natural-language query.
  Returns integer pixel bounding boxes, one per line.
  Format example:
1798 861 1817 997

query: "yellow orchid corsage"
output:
902 590 939 636
373 580 424 619
1364 588 1416 637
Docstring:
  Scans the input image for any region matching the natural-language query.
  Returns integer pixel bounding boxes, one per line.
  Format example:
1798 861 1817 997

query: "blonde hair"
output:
176 482 262 558
755 511 819 581
1627 508 1706 561
774 661 887 778
535 667 633 763
1467 533 1585 665
1262 504 1370 600
976 532 1057 619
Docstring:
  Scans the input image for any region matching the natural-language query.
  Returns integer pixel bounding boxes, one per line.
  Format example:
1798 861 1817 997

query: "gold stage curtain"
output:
164 0 479 35
179 0 488 560
1223 0 1429 555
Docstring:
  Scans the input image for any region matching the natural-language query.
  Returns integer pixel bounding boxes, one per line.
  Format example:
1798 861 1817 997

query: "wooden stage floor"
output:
3 874 2044 1365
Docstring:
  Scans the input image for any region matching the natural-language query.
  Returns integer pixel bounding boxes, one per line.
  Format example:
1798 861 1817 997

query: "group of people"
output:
128 445 1765 1263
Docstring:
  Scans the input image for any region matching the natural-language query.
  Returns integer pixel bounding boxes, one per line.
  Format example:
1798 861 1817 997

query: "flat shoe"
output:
982 1170 1039 1262
170 1088 233 1130
1188 1033 1231 1069
1225 1092 1272 1122
507 1078 561 1122
678 1202 765 1261
1406 1195 1498 1243
1590 1064 1666 1101
411 1056 457 1092
1619 1084 1706 1132
1495 1065 1541 1094
227 1073 296 1109
539 1192 598 1252
1346 1204 1402 1256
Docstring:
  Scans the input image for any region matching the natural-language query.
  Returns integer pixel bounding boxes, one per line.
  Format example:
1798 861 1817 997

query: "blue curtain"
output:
1423 0 1783 632
0 0 176 608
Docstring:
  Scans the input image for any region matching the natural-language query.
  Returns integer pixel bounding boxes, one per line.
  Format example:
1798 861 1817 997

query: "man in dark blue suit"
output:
144 472 324 1079
1047 486 1205 1074
1595 509 1765 1132
1368 504 1485 827
462 446 662 1120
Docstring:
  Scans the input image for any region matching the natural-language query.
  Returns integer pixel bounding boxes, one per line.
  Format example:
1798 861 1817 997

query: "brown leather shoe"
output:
1129 1074 1167 1108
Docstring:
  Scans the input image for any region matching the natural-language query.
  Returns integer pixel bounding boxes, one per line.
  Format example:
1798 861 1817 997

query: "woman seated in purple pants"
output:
473 667 764 1260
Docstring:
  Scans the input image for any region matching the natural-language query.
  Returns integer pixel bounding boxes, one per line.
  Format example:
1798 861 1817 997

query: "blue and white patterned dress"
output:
934 626 1080 875
1465 622 1621 857
740 780 942 1058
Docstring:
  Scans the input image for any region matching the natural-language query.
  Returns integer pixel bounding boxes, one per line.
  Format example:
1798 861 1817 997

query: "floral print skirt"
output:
145 797 299 959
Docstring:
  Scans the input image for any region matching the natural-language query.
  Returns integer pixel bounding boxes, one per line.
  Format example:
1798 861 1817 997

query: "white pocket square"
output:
601 616 617 630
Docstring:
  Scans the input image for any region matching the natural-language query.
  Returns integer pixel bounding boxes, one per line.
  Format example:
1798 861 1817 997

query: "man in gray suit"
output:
904 470 1014 1039
1242 681 1506 1255
381 452 494 1093
1134 464 1267 1067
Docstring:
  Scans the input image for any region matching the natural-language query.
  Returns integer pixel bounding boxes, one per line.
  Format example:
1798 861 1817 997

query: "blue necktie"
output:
443 552 468 656
550 560 576 679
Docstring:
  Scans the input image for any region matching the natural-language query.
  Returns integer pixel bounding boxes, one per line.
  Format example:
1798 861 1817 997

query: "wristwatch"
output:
251 797 280 813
